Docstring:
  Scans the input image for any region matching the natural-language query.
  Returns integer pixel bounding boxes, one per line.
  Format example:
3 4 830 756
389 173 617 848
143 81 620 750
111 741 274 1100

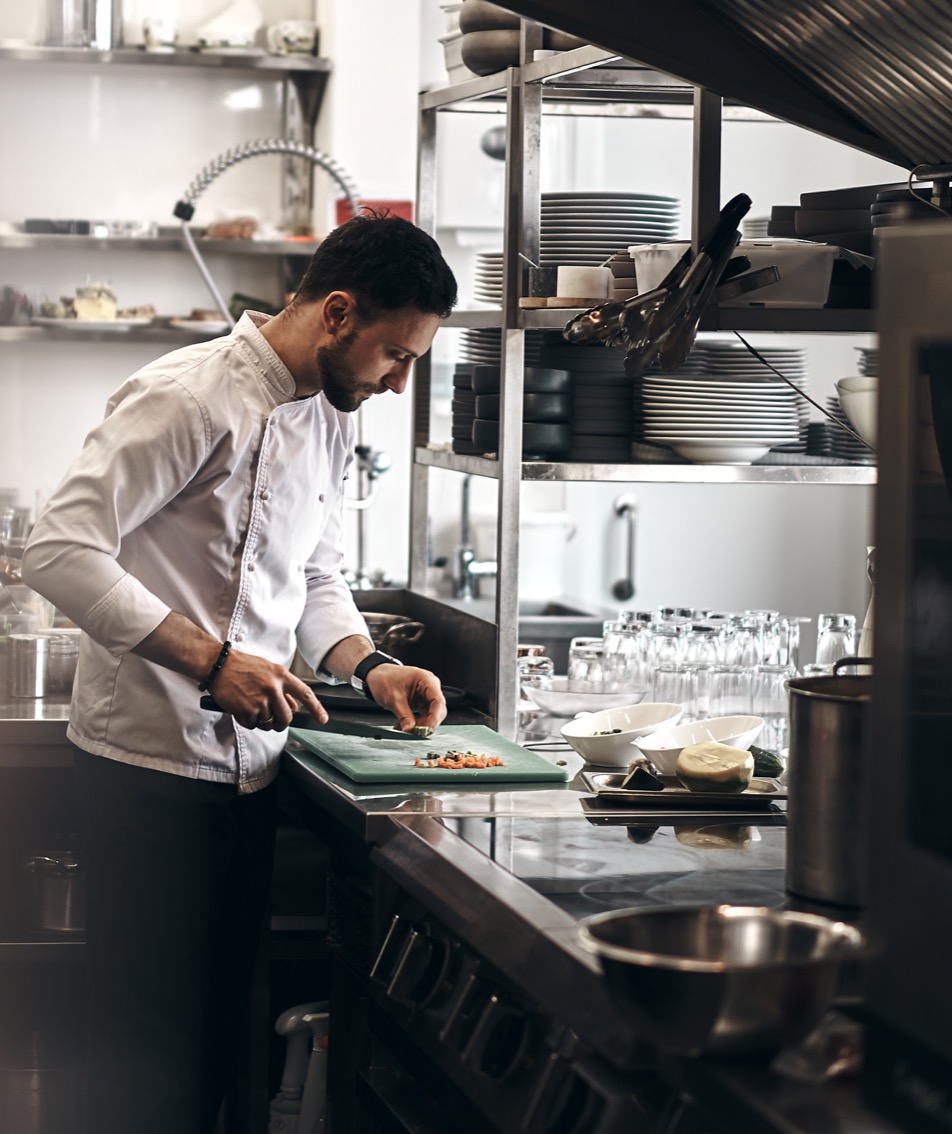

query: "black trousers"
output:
73 748 279 1134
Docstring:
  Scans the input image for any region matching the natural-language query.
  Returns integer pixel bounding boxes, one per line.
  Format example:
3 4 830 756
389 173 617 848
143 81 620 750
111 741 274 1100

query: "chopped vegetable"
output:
413 749 505 769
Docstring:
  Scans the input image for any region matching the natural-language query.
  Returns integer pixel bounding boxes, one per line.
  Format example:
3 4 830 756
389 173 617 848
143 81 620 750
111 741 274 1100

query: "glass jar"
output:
47 634 80 695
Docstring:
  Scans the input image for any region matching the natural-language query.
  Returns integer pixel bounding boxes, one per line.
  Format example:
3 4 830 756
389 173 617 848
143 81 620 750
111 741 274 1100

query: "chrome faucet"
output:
453 475 497 600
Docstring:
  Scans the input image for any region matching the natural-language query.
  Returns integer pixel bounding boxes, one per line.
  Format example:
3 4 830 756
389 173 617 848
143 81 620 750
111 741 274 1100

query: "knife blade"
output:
199 696 433 740
300 719 435 742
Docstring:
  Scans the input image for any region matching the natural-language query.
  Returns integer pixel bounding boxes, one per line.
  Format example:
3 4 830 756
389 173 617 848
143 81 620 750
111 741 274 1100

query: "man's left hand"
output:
366 664 447 733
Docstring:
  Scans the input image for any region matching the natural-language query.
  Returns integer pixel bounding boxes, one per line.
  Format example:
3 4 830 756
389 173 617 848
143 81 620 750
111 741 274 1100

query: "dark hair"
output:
293 211 457 318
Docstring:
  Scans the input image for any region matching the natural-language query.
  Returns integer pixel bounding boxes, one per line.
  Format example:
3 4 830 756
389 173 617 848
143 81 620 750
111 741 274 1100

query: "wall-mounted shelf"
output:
0 325 226 345
0 44 331 75
0 233 320 256
417 444 877 484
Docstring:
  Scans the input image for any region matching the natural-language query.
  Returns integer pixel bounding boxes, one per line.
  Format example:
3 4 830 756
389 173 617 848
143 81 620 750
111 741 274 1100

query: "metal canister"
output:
10 634 49 698
785 667 872 908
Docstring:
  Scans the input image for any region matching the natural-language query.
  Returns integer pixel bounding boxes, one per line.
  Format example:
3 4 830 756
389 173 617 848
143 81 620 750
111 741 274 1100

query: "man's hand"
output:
208 649 328 732
365 664 447 733
132 611 329 732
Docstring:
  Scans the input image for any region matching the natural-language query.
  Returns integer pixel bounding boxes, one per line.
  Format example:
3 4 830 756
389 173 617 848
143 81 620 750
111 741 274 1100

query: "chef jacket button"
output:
247 562 256 572
260 490 272 501
234 632 245 642
318 493 325 503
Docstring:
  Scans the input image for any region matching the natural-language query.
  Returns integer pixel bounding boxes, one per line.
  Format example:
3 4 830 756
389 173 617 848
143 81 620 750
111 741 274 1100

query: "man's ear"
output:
321 290 356 335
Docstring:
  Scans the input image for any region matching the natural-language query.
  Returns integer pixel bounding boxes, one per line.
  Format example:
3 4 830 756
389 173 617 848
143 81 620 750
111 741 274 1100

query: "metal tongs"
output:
563 193 757 377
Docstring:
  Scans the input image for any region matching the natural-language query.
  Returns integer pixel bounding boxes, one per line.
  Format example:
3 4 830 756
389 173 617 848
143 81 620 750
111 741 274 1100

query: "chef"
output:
21 213 458 1134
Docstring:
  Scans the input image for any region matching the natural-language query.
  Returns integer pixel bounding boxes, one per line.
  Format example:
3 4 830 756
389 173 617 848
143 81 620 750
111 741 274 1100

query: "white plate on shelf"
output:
31 316 153 331
169 319 231 334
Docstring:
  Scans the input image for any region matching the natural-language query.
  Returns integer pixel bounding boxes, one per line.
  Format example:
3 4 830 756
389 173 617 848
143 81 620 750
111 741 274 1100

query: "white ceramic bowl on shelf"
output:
559 702 684 767
522 677 649 718
836 387 877 448
633 715 765 775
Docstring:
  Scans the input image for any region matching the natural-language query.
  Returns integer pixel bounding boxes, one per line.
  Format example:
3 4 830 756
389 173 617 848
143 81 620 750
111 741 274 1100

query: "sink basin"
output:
443 596 610 670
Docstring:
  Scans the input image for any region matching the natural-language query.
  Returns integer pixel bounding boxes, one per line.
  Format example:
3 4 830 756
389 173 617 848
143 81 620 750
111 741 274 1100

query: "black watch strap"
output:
350 650 403 701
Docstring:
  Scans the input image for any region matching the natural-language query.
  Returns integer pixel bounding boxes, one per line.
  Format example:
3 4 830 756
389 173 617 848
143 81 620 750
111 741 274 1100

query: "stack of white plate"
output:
856 346 878 376
540 192 680 267
636 375 801 465
473 251 504 304
697 343 808 451
824 396 877 463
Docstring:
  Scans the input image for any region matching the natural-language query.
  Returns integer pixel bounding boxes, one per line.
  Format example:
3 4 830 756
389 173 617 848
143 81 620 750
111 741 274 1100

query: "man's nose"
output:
383 360 412 394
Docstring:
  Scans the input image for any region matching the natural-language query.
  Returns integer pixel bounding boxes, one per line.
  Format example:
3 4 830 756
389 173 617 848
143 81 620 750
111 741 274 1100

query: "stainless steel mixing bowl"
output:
579 904 862 1056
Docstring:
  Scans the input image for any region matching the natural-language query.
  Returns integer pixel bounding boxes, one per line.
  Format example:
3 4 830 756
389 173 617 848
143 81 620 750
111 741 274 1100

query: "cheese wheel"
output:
675 741 754 794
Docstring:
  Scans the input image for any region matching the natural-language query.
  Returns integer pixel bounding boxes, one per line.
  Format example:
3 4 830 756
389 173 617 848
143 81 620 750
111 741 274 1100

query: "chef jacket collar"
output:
234 310 301 403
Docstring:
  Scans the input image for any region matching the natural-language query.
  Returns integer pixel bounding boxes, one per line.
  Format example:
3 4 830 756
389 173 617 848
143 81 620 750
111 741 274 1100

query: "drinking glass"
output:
653 663 699 721
517 650 554 707
751 663 796 752
708 665 754 716
567 638 605 692
645 620 688 671
686 624 725 715
602 622 644 690
724 616 765 667
816 613 857 667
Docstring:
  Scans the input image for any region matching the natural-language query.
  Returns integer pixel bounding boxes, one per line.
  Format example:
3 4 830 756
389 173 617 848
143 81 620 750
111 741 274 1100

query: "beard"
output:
315 332 370 413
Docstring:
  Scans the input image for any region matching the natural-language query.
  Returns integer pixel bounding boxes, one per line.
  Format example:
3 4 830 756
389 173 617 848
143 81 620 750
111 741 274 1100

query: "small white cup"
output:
143 16 178 53
266 20 318 55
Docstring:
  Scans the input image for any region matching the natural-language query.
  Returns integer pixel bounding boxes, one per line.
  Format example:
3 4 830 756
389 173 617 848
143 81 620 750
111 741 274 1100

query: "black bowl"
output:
471 419 571 458
474 392 572 422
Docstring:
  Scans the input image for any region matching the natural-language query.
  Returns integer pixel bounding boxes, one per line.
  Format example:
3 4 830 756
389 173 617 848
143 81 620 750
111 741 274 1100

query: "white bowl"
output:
560 702 684 767
837 388 877 449
523 676 649 717
634 715 765 776
669 441 771 465
835 375 878 395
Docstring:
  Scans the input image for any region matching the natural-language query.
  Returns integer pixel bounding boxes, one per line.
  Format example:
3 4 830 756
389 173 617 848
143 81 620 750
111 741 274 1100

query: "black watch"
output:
350 650 403 701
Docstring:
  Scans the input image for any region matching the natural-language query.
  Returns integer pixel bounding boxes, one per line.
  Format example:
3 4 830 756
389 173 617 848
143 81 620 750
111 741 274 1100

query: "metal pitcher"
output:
785 658 872 909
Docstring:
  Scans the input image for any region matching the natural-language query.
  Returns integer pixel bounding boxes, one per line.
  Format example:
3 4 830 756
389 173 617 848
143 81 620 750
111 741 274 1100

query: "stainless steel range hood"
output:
498 0 952 169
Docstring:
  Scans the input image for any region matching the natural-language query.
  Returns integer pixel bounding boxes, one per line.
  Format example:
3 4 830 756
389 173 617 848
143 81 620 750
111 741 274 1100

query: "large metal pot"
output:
24 849 85 934
785 660 872 908
361 613 425 659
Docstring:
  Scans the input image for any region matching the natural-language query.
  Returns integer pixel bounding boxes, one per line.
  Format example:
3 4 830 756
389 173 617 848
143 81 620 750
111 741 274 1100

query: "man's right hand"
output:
207 648 328 732
132 611 329 732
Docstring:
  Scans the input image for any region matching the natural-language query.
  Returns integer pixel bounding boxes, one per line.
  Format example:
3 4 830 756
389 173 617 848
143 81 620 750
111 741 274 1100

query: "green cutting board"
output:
288 724 570 784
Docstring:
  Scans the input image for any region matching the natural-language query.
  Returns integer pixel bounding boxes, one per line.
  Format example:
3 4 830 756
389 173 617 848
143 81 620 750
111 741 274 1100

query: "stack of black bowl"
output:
451 364 481 455
535 332 634 462
470 364 572 459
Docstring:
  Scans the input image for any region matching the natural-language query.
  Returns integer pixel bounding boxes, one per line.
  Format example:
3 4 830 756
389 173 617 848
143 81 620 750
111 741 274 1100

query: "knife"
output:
199 696 434 739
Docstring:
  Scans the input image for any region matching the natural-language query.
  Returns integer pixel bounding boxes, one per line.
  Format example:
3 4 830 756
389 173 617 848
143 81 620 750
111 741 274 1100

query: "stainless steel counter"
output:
0 697 72 764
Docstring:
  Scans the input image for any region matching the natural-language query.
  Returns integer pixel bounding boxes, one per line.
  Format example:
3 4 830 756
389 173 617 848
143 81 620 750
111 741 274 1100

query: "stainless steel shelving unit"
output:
417 444 877 485
412 32 878 740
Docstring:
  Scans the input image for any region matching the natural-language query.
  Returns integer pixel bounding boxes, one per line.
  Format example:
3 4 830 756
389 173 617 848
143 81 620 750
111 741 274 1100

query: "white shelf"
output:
0 44 331 75
417 445 877 485
0 325 226 345
0 232 320 256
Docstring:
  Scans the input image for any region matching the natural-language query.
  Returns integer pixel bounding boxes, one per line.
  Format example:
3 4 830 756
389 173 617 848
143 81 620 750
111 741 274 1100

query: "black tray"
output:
582 771 785 808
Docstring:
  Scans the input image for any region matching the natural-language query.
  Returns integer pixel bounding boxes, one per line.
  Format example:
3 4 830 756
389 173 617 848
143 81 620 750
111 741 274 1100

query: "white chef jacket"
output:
21 311 371 793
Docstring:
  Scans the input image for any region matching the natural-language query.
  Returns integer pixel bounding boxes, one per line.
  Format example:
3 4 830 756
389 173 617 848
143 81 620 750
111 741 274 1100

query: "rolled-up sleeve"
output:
21 375 210 655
